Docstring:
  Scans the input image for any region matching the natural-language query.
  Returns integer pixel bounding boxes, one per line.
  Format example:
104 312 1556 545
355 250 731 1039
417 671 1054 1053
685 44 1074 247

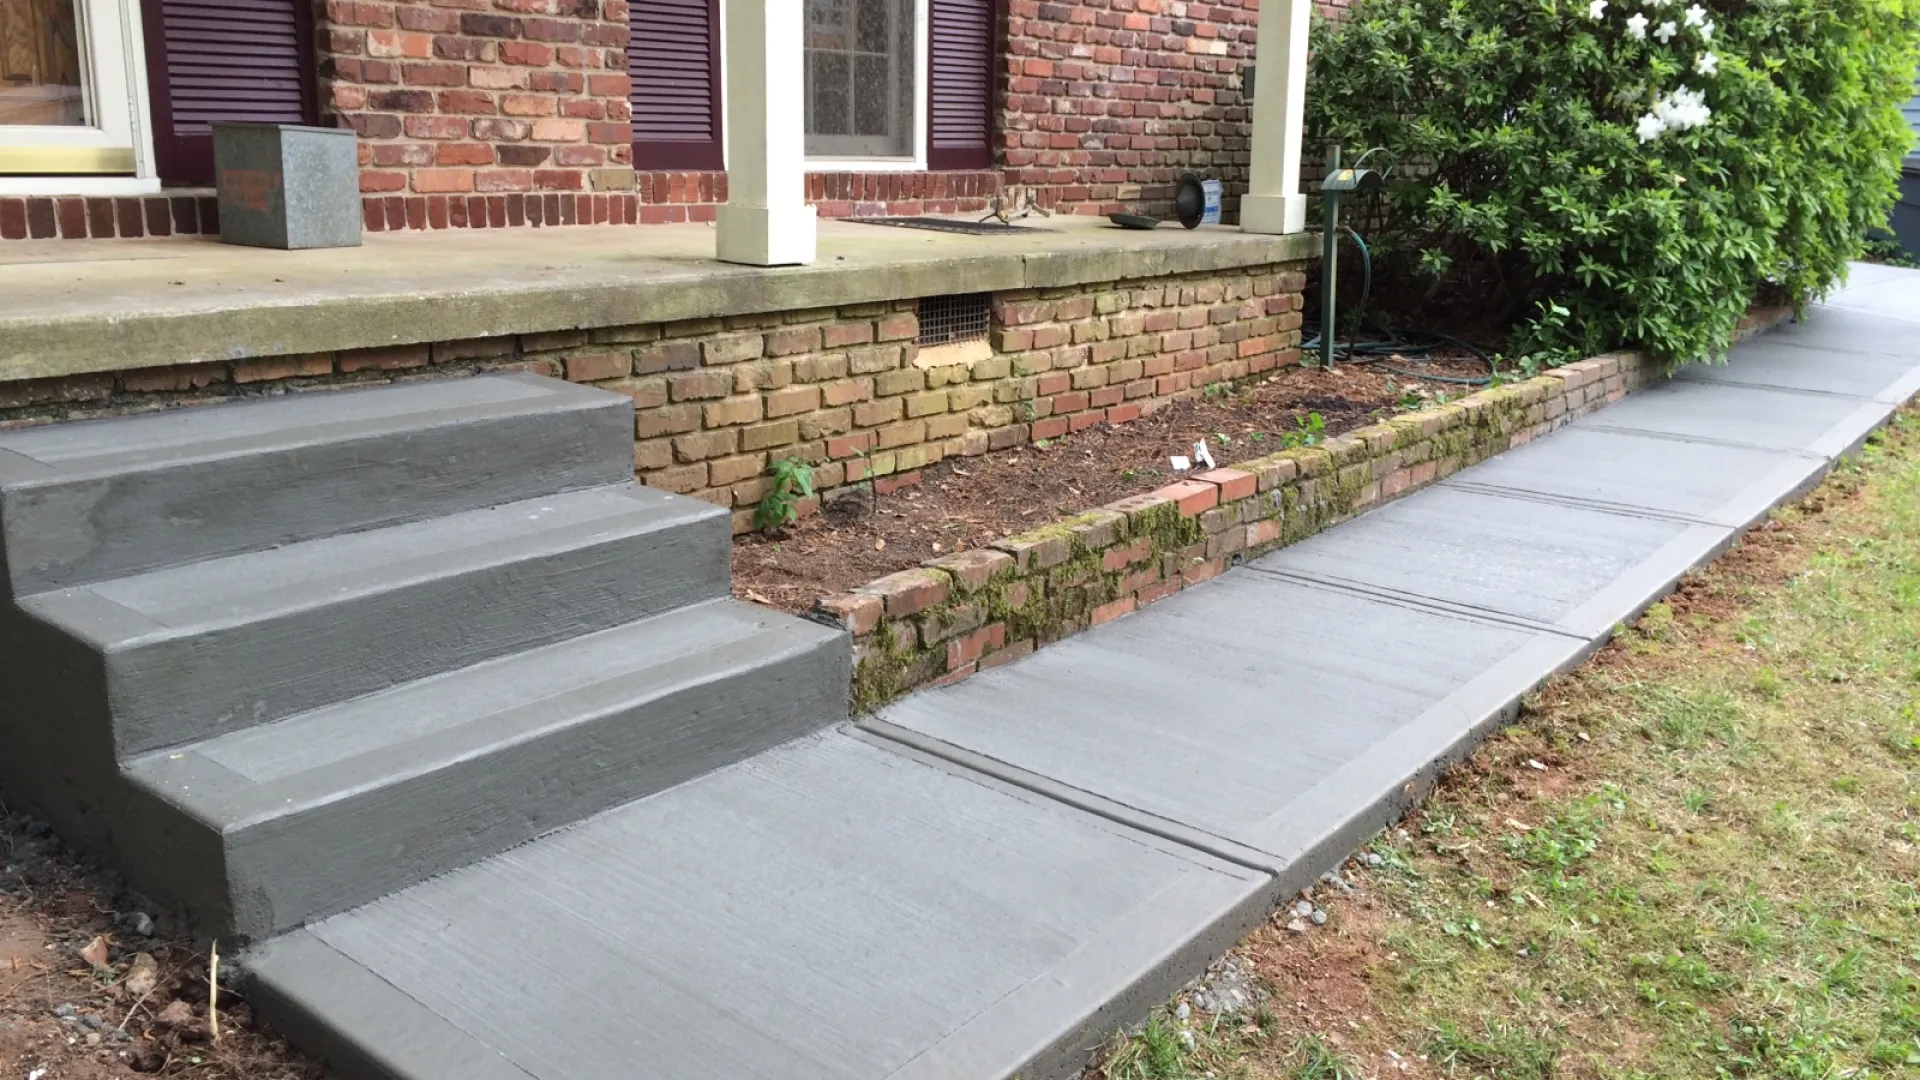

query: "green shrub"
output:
1307 0 1920 366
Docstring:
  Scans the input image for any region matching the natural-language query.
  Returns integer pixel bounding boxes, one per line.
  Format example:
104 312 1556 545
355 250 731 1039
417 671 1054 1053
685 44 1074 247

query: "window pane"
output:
0 0 85 126
804 0 914 158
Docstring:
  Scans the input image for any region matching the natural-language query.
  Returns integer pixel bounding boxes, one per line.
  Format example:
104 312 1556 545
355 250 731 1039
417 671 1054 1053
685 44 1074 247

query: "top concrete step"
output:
0 374 634 597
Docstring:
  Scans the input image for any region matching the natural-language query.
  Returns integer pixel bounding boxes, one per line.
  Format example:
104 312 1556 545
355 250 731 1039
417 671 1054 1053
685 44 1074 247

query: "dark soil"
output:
0 807 322 1080
733 353 1491 612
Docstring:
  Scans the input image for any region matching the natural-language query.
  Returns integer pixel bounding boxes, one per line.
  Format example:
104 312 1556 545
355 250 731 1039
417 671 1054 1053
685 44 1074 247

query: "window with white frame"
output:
804 0 920 161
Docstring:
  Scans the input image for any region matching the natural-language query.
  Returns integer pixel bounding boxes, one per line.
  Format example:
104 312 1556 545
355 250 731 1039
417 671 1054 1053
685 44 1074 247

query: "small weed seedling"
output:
1279 411 1326 449
753 456 815 533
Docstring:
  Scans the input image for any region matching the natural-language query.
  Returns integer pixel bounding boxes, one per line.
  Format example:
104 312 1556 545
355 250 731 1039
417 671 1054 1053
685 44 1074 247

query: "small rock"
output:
123 952 160 999
80 1012 104 1031
120 911 156 938
1321 870 1356 896
1286 918 1309 934
1174 1002 1190 1022
154 1000 194 1027
53 1003 77 1020
1292 900 1314 917
86 1032 103 1046
1178 1029 1195 1051
1310 909 1328 926
1364 852 1385 868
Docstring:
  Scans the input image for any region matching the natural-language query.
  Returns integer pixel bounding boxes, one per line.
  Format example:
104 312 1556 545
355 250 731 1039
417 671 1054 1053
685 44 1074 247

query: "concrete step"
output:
15 483 729 758
0 374 634 597
242 731 1274 1080
122 599 849 939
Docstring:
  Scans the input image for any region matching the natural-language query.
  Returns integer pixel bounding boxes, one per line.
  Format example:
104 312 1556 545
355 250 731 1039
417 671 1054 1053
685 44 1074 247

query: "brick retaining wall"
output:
814 305 1794 711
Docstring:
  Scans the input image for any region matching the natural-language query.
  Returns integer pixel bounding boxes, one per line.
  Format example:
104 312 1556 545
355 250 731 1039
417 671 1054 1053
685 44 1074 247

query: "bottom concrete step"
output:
126 599 849 939
243 731 1273 1080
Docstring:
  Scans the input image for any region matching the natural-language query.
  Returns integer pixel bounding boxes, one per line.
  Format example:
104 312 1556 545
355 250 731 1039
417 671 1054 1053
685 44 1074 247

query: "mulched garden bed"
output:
733 353 1490 612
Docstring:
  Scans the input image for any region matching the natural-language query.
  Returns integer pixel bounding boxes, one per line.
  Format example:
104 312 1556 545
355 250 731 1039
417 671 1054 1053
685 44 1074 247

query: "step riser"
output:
153 635 851 939
0 378 636 598
26 513 732 758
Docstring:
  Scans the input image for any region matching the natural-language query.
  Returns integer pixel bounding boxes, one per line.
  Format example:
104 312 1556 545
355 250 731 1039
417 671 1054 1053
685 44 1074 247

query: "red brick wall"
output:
999 0 1260 218
319 0 636 205
1 0 1360 241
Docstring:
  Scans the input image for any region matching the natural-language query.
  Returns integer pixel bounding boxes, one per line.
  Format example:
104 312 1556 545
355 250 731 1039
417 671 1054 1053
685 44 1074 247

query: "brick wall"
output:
0 262 1310 536
0 195 218 241
1000 0 1260 218
320 0 635 205
818 351 1665 709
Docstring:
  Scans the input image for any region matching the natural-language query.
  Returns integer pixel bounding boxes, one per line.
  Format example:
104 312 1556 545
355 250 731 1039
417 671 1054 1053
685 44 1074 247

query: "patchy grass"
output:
1092 410 1920 1079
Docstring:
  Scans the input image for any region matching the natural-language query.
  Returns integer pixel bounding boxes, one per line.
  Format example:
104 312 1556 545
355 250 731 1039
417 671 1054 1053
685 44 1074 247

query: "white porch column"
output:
1239 0 1310 235
714 0 817 266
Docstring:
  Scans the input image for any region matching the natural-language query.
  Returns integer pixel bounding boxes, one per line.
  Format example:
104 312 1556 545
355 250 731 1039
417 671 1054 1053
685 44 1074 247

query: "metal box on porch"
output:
213 123 361 250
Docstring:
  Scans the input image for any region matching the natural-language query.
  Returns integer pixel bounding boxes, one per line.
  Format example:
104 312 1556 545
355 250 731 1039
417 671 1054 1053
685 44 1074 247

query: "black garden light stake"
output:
1317 146 1384 367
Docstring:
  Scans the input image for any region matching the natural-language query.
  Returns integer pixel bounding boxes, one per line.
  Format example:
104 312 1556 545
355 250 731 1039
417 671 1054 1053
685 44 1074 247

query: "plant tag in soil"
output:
1170 455 1192 473
1193 441 1216 469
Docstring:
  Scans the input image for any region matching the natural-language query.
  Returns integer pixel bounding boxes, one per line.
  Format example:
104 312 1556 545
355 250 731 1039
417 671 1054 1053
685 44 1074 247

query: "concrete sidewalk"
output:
244 265 1920 1080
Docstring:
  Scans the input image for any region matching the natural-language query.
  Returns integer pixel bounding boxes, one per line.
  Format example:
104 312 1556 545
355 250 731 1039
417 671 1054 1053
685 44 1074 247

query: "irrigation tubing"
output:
1300 226 1498 387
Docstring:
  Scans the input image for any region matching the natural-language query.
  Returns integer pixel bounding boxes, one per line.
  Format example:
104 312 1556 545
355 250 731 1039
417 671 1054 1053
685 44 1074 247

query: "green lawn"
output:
1100 411 1920 1080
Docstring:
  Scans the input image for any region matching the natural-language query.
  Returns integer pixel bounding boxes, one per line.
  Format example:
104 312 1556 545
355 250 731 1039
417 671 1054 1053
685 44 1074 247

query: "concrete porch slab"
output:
246 730 1274 1080
0 218 1316 383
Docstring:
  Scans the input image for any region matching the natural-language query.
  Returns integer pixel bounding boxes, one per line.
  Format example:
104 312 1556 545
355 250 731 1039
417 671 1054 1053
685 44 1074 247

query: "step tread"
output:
127 599 845 828
21 484 720 643
0 375 606 481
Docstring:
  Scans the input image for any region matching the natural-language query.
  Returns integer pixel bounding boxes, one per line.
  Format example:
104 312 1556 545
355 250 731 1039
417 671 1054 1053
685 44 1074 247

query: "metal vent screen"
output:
917 293 991 346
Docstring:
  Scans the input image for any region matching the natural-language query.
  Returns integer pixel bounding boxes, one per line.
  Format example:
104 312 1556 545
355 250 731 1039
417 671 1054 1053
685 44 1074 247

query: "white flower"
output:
1683 3 1707 26
1652 84 1712 131
1588 0 1607 19
1654 19 1678 41
1636 113 1668 142
1697 18 1714 40
1694 51 1718 75
1626 11 1649 38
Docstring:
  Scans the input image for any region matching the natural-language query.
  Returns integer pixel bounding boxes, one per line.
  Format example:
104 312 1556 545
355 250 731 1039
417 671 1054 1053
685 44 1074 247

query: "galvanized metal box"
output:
213 123 361 250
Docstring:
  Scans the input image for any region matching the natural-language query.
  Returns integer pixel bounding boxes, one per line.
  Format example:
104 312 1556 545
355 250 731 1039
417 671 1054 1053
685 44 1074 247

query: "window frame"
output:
800 0 929 172
0 0 160 193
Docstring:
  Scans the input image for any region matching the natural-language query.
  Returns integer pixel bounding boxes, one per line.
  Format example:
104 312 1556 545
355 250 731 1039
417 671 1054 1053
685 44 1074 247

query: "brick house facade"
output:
0 0 1337 240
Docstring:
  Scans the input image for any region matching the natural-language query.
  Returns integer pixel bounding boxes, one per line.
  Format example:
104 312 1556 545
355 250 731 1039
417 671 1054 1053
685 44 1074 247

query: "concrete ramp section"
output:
245 732 1273 1080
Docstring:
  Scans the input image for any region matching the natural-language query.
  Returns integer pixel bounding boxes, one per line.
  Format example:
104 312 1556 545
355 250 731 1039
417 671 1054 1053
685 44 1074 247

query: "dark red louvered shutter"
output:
927 0 994 169
141 0 316 185
630 0 723 170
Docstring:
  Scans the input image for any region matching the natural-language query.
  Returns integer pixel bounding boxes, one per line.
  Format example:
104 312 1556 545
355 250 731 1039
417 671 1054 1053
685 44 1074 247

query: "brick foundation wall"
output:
0 262 1310 536
0 194 219 241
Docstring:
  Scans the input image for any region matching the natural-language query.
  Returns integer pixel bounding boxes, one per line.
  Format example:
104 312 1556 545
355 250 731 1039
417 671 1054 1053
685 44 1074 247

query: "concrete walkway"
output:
245 265 1920 1080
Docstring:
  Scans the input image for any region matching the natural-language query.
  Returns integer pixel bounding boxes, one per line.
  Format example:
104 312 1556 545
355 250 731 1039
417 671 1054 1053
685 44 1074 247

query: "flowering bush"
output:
1306 0 1920 365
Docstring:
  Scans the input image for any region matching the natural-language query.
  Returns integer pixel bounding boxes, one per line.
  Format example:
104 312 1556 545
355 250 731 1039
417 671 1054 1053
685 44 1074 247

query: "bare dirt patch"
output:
0 810 322 1080
734 356 1489 611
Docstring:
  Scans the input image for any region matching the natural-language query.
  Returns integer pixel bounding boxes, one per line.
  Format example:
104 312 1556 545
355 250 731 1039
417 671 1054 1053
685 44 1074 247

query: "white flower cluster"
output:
1639 85 1712 141
1592 0 1720 142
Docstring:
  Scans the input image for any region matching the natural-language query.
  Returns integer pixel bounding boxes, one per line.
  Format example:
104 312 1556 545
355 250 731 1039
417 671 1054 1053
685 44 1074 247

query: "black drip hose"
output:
1299 227 1498 387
